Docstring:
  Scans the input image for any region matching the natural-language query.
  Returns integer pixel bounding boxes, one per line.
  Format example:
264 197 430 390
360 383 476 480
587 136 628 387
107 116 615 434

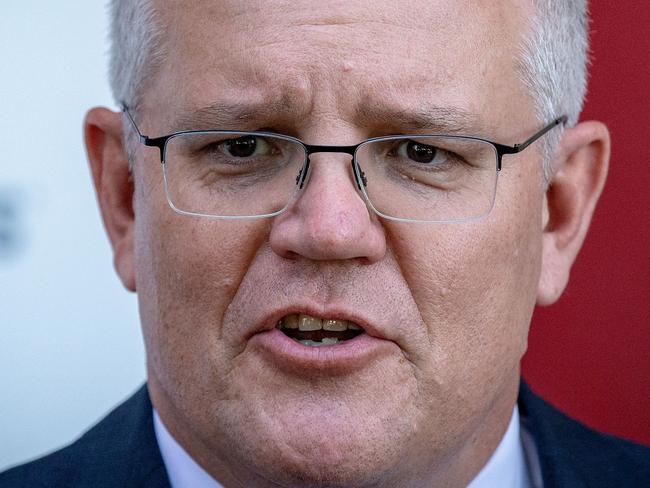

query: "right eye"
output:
395 140 451 166
220 135 274 158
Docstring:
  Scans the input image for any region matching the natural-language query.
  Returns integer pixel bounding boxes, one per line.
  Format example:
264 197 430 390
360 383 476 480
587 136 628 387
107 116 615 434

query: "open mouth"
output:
276 313 365 346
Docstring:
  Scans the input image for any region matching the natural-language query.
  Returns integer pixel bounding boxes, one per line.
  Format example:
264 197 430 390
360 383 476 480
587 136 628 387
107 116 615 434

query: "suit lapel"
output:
75 384 172 487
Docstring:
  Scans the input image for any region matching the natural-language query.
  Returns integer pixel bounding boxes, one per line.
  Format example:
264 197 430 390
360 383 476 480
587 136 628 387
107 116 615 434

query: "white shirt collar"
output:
154 406 536 488
467 406 535 488
153 410 224 488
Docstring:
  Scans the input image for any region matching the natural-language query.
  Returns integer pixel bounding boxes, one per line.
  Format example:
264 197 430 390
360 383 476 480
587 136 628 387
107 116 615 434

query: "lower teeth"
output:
297 338 340 347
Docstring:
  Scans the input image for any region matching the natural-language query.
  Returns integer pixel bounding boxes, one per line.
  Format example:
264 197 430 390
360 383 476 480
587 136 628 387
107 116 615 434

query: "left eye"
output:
221 135 273 158
396 140 449 165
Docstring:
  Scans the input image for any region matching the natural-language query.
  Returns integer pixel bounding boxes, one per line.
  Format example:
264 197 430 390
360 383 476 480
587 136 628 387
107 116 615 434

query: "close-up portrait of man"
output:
1 0 649 487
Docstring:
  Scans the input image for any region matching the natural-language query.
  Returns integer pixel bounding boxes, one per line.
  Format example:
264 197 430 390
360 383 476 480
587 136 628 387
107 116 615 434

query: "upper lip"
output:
244 304 392 343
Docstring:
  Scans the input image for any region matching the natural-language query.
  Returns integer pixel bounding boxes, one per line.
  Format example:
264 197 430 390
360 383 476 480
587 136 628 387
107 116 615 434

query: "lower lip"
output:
249 328 397 373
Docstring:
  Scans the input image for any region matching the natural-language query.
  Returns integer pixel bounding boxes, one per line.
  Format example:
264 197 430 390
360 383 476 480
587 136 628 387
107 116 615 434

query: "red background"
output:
522 1 650 446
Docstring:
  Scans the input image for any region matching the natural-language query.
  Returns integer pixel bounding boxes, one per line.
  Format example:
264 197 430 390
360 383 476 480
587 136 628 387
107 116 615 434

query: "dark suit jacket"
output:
1 381 648 487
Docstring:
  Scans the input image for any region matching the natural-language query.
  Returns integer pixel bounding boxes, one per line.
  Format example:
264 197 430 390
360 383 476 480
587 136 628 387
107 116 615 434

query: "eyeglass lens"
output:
162 132 498 222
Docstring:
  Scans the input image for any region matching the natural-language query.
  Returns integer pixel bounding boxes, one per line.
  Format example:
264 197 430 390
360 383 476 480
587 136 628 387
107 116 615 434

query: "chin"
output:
265 466 386 488
214 403 415 488
251 445 395 488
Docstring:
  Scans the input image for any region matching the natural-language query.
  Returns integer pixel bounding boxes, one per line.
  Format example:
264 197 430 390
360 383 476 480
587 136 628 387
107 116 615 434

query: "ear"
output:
84 107 136 292
536 121 610 306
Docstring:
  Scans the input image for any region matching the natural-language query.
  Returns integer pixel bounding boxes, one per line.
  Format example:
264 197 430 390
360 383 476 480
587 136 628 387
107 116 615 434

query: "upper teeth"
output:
278 314 363 332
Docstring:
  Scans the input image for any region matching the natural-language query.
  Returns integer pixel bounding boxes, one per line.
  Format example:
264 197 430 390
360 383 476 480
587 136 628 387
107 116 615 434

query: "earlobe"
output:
537 121 610 306
84 107 137 292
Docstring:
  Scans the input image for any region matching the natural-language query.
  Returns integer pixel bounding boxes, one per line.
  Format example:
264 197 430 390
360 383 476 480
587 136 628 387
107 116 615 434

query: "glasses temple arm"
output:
498 115 568 156
119 102 150 144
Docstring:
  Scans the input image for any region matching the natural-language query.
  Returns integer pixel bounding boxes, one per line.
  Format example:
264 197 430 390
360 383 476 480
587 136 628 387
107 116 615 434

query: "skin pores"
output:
129 1 544 487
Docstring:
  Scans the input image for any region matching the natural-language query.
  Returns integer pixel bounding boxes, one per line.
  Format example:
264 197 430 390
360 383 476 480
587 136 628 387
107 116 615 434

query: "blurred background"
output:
522 1 650 447
0 1 144 470
1 0 648 472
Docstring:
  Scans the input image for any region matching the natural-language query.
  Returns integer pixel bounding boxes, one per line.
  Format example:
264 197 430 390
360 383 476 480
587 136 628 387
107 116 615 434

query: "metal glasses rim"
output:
121 105 565 223
148 129 528 158
160 131 501 223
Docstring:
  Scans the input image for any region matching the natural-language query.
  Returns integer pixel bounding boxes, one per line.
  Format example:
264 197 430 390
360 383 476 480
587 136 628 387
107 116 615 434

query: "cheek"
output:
389 170 543 394
133 184 271 398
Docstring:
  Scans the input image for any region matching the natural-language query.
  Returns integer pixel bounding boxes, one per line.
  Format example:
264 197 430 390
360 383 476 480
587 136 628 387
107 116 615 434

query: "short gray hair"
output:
519 0 590 181
108 0 590 179
109 0 164 111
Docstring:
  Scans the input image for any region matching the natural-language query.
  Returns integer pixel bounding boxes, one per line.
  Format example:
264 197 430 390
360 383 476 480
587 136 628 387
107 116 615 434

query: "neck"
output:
385 374 522 488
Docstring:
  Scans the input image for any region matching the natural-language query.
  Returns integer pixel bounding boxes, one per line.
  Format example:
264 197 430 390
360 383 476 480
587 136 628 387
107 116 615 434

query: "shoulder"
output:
519 380 650 488
0 385 169 488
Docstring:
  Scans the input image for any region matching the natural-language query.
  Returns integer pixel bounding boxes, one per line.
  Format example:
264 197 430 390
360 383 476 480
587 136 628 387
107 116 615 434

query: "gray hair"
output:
108 0 589 180
108 0 164 111
518 0 590 182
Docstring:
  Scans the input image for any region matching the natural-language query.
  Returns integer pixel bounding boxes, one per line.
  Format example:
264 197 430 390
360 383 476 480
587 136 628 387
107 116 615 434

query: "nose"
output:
269 154 386 264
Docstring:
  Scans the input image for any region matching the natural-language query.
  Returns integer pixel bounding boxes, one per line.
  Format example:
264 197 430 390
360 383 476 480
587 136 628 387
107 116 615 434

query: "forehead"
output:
150 0 532 137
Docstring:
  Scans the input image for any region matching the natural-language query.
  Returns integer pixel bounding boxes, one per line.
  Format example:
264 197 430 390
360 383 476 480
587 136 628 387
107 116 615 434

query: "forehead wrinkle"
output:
156 0 530 139
165 41 319 133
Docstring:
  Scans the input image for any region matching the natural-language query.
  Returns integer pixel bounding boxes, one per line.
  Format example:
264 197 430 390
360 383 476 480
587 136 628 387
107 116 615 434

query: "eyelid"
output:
388 138 447 153
222 134 282 158
396 139 448 161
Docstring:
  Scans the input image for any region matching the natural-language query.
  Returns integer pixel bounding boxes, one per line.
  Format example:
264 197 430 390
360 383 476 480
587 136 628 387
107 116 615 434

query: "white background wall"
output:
0 2 145 471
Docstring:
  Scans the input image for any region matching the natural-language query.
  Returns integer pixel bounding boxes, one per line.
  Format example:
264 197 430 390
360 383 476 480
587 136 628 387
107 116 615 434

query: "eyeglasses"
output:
122 105 566 223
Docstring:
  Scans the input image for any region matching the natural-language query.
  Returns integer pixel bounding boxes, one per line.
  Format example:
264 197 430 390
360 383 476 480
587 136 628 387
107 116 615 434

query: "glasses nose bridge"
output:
298 143 363 190
304 143 357 156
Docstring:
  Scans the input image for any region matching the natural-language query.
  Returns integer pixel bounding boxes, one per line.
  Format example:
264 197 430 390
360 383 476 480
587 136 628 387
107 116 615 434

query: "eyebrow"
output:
169 98 489 137
170 99 305 133
354 101 489 136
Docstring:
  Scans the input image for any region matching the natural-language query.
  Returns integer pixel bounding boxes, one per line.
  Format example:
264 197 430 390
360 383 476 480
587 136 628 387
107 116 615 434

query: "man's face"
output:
133 1 543 486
